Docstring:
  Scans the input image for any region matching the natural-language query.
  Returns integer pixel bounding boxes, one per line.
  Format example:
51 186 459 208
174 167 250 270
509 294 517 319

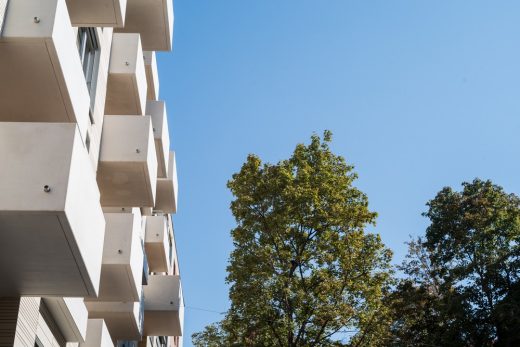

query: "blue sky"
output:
157 1 520 345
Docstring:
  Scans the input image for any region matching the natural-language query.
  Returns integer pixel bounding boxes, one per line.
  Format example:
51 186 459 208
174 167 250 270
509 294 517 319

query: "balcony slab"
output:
143 275 183 337
0 123 104 297
0 0 91 140
154 152 178 213
105 33 147 115
66 0 127 27
115 0 173 51
97 115 158 208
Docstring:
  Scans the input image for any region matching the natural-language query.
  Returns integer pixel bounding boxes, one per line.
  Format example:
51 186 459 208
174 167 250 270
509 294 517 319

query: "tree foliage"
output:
385 179 520 346
192 138 520 346
193 132 393 346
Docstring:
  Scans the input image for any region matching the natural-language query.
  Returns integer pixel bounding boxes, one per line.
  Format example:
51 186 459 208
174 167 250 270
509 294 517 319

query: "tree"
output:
192 323 227 347
385 179 520 346
383 238 470 347
193 131 393 347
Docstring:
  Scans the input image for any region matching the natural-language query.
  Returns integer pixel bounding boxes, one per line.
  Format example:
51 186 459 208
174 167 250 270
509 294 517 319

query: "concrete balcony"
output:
144 51 159 101
97 115 158 207
105 33 147 115
85 301 143 341
98 209 144 302
81 319 115 347
0 0 91 140
155 152 178 213
144 216 170 273
115 0 173 51
146 100 170 178
65 0 126 27
0 123 104 297
44 297 88 343
143 275 183 337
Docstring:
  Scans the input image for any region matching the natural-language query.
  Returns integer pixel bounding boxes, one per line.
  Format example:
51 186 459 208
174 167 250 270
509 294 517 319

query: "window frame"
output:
77 27 101 123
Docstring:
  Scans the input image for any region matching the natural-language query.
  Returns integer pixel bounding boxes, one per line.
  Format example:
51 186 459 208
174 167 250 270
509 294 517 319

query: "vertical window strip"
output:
77 27 101 122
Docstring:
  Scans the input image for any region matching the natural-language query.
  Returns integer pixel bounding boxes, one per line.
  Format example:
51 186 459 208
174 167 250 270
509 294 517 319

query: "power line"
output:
185 305 226 315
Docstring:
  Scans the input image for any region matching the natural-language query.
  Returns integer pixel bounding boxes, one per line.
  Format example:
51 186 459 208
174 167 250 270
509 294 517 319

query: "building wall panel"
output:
37 301 66 347
0 298 19 347
13 297 40 347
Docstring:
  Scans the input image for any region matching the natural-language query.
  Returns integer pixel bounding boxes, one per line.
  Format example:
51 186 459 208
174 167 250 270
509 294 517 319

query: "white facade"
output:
0 0 183 346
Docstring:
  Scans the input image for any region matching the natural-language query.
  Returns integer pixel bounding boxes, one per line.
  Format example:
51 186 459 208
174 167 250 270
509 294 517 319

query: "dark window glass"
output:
77 27 100 120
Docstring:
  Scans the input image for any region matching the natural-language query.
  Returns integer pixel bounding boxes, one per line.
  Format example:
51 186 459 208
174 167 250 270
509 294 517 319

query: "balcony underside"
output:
105 74 145 115
115 0 173 51
97 116 157 208
66 0 127 27
155 178 176 214
144 215 169 273
0 0 91 140
87 302 142 341
0 214 97 297
143 310 182 337
145 242 168 273
0 41 89 138
97 162 155 207
105 33 146 115
98 264 141 302
143 275 183 336
96 211 144 302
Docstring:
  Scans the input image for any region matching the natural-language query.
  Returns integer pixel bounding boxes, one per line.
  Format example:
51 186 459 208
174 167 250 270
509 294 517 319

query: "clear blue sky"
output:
157 1 520 345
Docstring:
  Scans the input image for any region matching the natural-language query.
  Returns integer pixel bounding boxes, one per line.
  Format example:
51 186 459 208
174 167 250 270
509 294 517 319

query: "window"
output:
77 27 100 120
34 337 44 347
116 341 138 347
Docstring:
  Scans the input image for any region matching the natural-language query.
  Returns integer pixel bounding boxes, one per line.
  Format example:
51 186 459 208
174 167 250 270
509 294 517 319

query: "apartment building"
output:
0 0 183 346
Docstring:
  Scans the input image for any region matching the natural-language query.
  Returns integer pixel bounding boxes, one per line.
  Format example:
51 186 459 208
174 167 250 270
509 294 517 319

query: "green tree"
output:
383 238 470 347
192 323 227 347
385 179 520 346
193 132 393 347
